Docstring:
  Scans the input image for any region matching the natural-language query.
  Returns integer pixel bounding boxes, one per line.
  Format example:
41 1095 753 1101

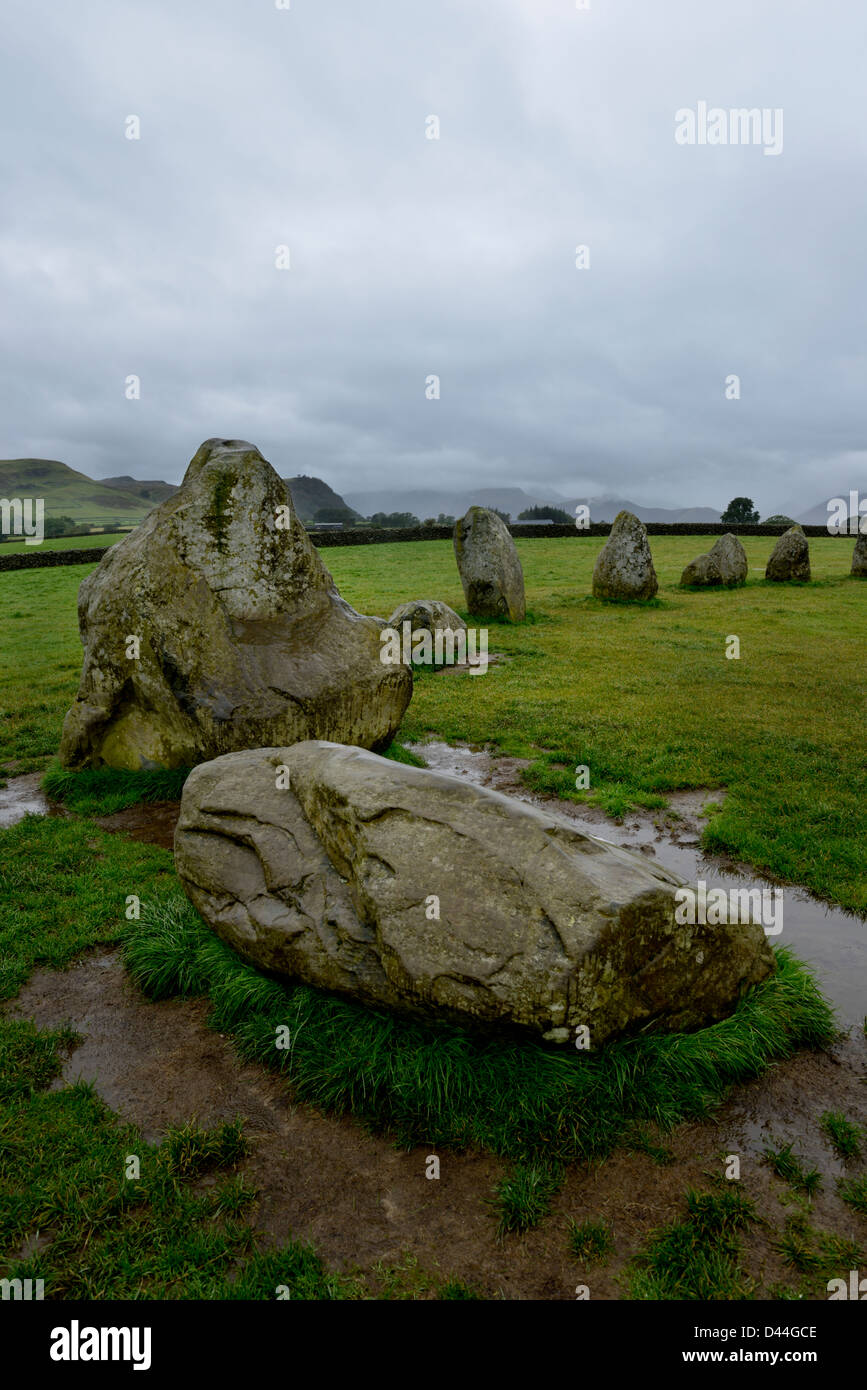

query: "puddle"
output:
0 772 179 848
419 741 867 1026
0 773 53 827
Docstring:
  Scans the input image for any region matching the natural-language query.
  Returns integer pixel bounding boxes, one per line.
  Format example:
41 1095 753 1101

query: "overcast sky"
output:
1 0 865 515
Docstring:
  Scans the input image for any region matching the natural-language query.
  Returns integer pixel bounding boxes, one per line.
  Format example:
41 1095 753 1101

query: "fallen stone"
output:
680 533 748 588
453 507 525 620
765 525 811 582
174 742 776 1046
592 511 659 601
59 439 412 770
386 599 467 635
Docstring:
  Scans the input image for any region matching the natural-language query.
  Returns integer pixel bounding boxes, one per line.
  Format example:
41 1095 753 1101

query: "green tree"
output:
517 505 573 523
43 515 78 538
720 497 760 525
313 506 353 524
367 511 420 529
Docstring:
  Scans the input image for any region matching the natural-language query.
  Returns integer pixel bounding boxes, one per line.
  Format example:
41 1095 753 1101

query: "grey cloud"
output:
1 0 865 516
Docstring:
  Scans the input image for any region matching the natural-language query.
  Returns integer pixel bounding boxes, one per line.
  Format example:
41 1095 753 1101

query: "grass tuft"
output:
158 1118 249 1178
775 1213 862 1280
42 759 190 815
378 740 428 768
762 1141 822 1196
568 1218 614 1265
627 1186 756 1300
837 1174 867 1215
491 1162 564 1237
819 1110 862 1160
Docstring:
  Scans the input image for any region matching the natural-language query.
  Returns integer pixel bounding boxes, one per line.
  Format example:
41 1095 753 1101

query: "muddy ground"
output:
2 751 866 1299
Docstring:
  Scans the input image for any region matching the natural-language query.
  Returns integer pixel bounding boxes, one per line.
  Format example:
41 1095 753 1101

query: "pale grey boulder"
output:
174 742 776 1046
453 507 525 620
386 599 467 635
592 511 658 600
851 531 867 577
59 439 412 770
680 533 748 588
765 525 811 582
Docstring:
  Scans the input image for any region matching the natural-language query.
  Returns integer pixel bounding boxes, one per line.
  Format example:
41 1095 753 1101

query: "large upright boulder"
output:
174 741 776 1046
453 507 525 620
59 439 412 770
592 511 658 600
680 533 748 589
851 531 867 577
765 525 810 582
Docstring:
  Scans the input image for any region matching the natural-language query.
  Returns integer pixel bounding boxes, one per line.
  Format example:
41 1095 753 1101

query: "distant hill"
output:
97 472 360 522
102 475 178 505
565 496 722 524
0 459 153 526
345 486 561 521
796 490 867 529
284 475 360 522
99 472 362 522
0 457 360 531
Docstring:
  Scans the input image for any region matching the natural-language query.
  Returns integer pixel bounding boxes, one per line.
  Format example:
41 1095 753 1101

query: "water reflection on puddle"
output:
419 741 867 1027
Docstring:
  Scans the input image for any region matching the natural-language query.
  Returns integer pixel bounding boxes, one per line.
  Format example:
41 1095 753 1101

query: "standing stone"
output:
592 511 658 600
680 533 748 588
765 525 811 582
453 507 525 620
175 741 776 1046
851 531 867 577
59 439 412 770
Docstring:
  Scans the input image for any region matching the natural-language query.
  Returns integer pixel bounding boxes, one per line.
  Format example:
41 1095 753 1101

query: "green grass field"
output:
0 531 126 554
2 533 865 911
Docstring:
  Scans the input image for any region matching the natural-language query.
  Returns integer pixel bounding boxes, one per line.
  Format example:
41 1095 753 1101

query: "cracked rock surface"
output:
174 742 775 1044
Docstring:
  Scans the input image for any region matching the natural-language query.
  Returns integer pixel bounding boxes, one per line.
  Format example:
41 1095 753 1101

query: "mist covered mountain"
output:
344 485 722 525
796 490 867 528
1 454 729 532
